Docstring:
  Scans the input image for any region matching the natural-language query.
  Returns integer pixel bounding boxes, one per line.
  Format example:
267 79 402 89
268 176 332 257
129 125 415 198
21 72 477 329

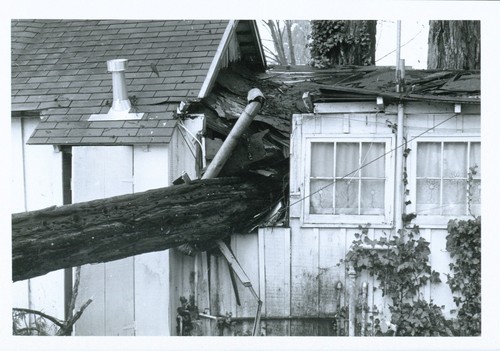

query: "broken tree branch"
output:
12 176 280 282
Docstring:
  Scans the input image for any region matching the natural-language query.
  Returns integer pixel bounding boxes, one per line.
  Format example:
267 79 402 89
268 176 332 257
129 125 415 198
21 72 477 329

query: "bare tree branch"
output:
12 308 64 328
56 298 93 336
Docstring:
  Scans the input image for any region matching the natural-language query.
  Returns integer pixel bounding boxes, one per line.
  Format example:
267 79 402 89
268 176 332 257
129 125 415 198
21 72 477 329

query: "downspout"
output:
347 266 357 336
202 88 265 179
394 21 405 233
395 101 405 232
360 281 368 336
200 88 265 336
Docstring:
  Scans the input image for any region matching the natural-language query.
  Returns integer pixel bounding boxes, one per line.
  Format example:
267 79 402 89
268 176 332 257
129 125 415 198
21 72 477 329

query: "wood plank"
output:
314 102 380 114
196 252 212 336
16 117 66 326
105 258 135 336
72 146 134 336
134 251 170 335
232 233 260 335
10 118 26 213
290 224 319 335
209 253 235 336
22 118 63 210
74 264 105 335
132 145 170 336
429 228 455 318
262 227 290 336
318 228 343 320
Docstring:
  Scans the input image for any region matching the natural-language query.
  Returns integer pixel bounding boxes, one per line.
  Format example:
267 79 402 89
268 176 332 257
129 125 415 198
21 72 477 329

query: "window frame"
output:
408 134 481 226
303 134 395 226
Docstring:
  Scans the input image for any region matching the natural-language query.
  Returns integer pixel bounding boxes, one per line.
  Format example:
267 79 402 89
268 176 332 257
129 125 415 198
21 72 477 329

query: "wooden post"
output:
347 265 357 336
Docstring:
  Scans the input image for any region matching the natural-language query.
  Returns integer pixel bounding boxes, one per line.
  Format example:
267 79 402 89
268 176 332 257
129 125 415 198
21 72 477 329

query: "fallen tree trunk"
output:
12 176 280 282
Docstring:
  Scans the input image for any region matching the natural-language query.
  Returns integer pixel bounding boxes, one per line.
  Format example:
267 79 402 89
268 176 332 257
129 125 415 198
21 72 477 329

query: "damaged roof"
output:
201 64 480 151
265 65 480 104
11 19 265 145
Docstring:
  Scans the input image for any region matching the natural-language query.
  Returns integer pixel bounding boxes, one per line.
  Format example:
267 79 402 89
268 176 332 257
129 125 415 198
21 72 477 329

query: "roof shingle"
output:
11 19 231 145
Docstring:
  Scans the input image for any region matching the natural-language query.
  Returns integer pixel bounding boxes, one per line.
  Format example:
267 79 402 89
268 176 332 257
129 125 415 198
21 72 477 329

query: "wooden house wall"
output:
168 101 481 336
72 117 203 335
73 145 171 336
11 117 65 333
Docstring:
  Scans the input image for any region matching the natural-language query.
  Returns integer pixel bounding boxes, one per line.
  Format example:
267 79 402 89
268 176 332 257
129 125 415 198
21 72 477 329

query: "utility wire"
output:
376 24 426 63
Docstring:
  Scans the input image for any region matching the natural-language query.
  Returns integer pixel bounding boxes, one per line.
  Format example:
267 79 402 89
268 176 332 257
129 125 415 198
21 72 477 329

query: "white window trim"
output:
303 134 395 226
407 134 481 227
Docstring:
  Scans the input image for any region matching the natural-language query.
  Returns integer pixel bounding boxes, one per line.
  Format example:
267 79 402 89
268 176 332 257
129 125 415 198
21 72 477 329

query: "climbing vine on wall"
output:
446 216 481 336
341 224 453 336
340 146 481 336
309 20 376 68
340 145 455 336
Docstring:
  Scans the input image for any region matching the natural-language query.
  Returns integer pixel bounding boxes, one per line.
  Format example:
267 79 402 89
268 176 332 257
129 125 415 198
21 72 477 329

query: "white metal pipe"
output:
347 265 357 336
360 281 368 336
395 103 405 232
202 88 265 179
107 59 131 114
396 20 401 78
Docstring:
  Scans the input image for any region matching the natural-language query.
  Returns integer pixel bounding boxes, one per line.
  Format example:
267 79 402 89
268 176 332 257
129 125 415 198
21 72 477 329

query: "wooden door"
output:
73 146 135 336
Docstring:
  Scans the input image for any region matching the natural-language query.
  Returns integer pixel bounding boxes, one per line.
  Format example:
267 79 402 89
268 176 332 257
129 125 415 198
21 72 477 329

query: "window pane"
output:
361 143 385 177
311 143 334 177
417 142 441 177
310 180 333 214
360 180 385 214
442 179 467 215
335 179 358 214
443 142 467 178
336 143 359 177
416 179 441 215
470 142 481 177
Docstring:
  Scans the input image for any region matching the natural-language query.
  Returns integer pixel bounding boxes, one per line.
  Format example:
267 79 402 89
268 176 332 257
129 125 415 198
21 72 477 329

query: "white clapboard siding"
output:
11 117 65 330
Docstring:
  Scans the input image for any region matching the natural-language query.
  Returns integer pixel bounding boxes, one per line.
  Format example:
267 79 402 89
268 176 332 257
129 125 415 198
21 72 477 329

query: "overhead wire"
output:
376 24 426 63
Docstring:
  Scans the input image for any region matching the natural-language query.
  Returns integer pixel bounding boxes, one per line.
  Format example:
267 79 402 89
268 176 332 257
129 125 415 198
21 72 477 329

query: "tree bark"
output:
12 177 280 282
427 20 480 70
310 20 377 67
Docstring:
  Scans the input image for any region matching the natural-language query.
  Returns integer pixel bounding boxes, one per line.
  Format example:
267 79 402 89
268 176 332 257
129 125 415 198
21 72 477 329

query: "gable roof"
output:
11 19 265 146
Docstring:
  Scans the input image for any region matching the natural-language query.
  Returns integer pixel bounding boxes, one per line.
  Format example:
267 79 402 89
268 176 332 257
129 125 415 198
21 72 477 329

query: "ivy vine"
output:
339 146 481 336
309 20 376 68
340 224 453 336
446 216 481 336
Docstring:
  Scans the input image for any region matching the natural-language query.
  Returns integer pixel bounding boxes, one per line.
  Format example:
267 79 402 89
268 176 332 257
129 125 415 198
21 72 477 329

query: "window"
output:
415 139 481 217
304 136 394 224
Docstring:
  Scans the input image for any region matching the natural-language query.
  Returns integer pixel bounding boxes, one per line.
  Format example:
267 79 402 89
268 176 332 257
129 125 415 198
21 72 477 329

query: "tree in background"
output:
309 20 377 67
427 20 480 70
261 20 311 65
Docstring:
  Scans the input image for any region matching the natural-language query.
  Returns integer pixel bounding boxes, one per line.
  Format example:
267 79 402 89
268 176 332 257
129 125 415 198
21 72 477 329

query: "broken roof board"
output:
11 20 265 146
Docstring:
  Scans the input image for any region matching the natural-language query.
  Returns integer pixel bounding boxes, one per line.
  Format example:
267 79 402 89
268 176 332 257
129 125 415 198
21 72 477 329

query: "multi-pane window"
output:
416 140 481 216
307 139 391 222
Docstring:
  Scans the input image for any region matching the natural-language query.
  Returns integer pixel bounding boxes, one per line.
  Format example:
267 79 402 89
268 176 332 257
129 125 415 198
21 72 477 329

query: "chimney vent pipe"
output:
107 59 131 115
